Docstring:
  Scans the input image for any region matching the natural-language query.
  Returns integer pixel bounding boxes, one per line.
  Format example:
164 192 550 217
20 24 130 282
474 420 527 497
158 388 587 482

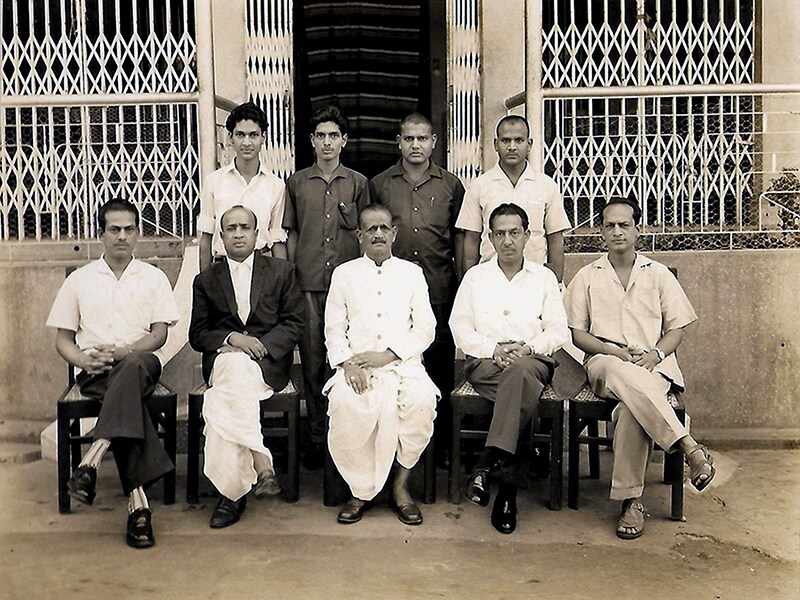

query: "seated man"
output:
324 204 439 525
450 203 569 534
564 197 715 540
189 205 304 529
46 198 179 549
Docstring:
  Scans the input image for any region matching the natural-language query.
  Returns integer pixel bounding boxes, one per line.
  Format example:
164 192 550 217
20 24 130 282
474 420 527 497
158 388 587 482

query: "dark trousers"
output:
465 355 555 482
299 291 333 443
424 301 456 453
77 352 174 495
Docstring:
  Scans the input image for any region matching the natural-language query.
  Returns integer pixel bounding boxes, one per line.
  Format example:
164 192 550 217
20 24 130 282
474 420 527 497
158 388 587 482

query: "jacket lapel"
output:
215 259 243 326
248 254 269 322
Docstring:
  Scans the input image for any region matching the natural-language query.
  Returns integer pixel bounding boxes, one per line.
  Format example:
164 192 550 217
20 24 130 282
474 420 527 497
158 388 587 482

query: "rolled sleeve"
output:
454 184 483 233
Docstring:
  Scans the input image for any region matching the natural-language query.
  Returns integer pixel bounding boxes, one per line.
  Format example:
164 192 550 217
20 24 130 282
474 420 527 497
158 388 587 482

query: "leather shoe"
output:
67 465 97 506
491 484 517 534
253 473 282 499
337 497 368 524
209 495 247 529
302 442 325 471
126 508 155 548
465 468 490 506
393 501 423 526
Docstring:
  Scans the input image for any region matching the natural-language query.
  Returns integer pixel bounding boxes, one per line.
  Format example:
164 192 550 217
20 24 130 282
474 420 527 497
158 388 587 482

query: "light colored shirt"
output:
455 163 570 264
449 258 569 358
46 257 179 354
563 254 698 387
227 252 255 324
324 255 435 369
197 160 287 257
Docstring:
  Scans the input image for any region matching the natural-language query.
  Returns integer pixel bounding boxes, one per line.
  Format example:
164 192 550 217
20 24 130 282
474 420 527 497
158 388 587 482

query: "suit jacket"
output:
189 254 305 391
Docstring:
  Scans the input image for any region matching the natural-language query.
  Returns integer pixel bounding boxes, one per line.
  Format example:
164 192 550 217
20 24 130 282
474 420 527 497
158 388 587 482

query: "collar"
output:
489 256 538 278
388 159 443 180
224 159 270 179
308 162 349 181
227 251 255 274
360 254 396 269
97 256 140 279
487 162 537 184
594 253 653 271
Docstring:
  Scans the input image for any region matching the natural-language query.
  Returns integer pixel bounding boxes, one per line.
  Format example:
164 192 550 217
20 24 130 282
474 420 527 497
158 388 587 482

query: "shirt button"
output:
377 270 382 275
377 334 382 340
326 237 332 242
413 206 419 212
243 330 249 335
413 251 418 256
377 313 382 317
413 228 419 233
377 291 382 295
503 310 510 316
326 261 331 266
326 190 331 195
326 213 331 219
413 187 419 191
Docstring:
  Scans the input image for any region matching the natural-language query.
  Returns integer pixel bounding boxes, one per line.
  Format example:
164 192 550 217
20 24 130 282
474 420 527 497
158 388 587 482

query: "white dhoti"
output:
324 366 438 501
203 353 274 501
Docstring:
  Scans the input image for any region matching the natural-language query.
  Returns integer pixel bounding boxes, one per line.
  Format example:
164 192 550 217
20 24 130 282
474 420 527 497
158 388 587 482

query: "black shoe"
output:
337 497 368 524
392 500 423 526
209 496 247 529
491 484 517 534
465 469 490 506
126 508 155 548
302 442 325 471
67 465 97 506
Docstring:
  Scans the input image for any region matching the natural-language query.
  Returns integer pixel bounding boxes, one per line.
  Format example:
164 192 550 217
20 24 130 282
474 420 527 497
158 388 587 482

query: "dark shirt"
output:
283 163 370 292
370 160 465 305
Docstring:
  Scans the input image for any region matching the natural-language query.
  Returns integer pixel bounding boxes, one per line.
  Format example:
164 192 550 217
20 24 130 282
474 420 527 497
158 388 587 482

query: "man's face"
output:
230 119 265 161
311 121 346 163
358 209 396 263
601 203 639 254
220 207 258 261
398 122 436 166
489 213 530 266
494 120 531 169
100 210 138 262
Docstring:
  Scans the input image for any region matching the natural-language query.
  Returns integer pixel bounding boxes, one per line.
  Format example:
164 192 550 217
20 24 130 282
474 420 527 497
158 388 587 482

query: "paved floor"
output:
1 449 798 600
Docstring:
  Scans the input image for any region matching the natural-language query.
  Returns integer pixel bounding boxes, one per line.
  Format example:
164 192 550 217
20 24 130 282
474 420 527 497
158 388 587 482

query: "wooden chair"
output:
448 379 564 510
56 380 178 514
186 379 300 504
567 383 686 520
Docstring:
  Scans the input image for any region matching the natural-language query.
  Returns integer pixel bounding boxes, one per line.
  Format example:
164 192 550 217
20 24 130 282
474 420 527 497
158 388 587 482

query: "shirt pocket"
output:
337 198 358 230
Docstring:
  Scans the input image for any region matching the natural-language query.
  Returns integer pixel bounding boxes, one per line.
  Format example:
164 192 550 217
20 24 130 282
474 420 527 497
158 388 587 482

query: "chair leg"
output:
448 402 462 504
547 403 563 511
587 420 600 479
667 450 685 521
186 393 201 504
162 398 177 505
286 397 300 503
57 410 72 514
423 440 435 505
69 419 82 471
567 401 580 510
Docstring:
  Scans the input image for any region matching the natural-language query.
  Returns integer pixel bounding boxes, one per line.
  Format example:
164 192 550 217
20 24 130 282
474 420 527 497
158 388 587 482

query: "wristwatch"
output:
653 347 666 362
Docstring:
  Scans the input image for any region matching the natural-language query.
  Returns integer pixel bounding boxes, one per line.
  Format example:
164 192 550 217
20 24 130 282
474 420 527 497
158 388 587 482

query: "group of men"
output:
47 103 715 549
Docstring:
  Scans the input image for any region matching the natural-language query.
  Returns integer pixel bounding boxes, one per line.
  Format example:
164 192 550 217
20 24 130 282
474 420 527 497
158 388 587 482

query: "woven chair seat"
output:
453 380 559 401
572 384 682 409
62 382 173 402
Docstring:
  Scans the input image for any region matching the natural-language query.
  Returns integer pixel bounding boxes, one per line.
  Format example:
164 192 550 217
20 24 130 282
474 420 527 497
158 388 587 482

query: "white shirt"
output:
47 257 179 354
449 258 569 358
227 252 255 324
324 255 435 369
455 163 571 264
197 160 287 257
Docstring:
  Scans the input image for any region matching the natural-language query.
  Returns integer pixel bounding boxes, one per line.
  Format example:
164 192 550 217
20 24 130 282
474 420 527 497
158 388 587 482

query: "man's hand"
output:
342 361 370 394
632 349 661 372
492 341 531 369
227 333 268 360
349 350 398 370
80 345 115 374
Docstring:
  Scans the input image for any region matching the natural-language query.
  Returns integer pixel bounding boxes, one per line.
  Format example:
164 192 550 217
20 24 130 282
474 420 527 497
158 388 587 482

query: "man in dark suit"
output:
189 205 304 528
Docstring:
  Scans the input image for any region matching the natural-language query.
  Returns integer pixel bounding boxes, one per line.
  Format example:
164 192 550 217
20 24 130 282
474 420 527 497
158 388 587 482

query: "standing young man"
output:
456 115 571 282
282 105 370 469
197 102 287 271
564 197 715 539
369 113 465 456
47 198 179 548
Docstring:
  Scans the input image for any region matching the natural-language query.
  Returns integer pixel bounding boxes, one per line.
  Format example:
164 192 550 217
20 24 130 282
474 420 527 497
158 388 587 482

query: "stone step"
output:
0 419 50 444
0 442 42 464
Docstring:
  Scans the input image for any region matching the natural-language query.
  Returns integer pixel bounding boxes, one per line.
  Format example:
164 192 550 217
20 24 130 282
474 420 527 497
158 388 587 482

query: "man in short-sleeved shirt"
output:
563 197 715 540
282 105 369 468
47 198 179 549
456 115 571 281
370 113 465 455
197 102 287 271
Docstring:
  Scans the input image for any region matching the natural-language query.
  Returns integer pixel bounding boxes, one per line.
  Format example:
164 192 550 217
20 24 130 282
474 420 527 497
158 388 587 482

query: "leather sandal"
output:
616 498 645 540
67 465 97 506
126 508 155 548
465 469 490 507
686 444 716 492
254 473 282 499
337 497 368 524
209 496 247 529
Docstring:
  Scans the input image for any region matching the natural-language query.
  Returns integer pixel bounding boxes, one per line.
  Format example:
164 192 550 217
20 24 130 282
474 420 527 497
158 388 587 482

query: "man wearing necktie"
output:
189 205 305 528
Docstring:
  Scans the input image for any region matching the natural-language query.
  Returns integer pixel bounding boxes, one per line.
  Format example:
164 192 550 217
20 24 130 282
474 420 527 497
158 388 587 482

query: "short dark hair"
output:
399 112 433 132
310 105 348 136
495 115 531 139
601 197 642 225
225 102 268 134
220 204 259 231
489 203 530 232
98 198 140 231
358 204 393 229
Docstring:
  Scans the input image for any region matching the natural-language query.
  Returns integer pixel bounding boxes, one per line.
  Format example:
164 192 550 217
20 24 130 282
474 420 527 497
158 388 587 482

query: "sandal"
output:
465 469 490 507
616 498 645 540
685 444 716 492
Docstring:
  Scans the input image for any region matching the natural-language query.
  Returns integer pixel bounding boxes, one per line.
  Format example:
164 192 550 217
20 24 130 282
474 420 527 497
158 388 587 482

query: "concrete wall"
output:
2 248 798 431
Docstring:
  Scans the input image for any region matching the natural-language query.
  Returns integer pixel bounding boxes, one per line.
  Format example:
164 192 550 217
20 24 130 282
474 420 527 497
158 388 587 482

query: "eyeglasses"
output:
490 228 525 241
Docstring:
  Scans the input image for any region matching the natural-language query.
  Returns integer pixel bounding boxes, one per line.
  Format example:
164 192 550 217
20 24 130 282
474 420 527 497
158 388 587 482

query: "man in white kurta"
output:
324 204 438 525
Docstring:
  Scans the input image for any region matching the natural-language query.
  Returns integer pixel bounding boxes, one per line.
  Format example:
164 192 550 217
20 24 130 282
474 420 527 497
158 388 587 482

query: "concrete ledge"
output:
0 419 51 444
0 237 186 265
0 442 41 464
694 428 800 450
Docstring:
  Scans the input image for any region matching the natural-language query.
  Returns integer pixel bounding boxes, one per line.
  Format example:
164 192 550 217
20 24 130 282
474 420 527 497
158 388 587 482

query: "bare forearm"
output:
461 231 480 276
199 233 213 271
545 231 565 283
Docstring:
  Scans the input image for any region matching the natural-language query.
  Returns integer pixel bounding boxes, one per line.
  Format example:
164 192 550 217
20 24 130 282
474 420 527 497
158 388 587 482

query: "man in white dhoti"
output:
324 204 439 525
189 205 304 528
